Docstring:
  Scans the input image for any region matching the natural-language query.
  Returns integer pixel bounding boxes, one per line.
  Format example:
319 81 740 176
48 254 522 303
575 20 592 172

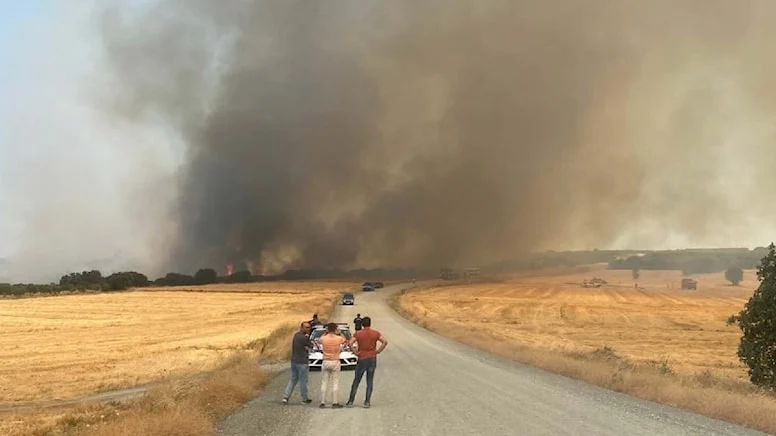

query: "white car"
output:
308 324 358 370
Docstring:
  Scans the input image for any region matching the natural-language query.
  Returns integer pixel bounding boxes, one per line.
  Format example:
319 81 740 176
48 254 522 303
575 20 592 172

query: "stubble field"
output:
0 281 353 405
396 266 776 432
399 267 755 380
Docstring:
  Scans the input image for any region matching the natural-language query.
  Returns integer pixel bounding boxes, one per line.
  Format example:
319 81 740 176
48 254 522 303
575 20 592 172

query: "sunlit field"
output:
400 267 755 379
0 283 348 405
394 267 776 432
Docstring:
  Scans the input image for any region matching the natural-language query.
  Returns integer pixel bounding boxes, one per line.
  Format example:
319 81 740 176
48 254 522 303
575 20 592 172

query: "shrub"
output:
725 267 744 286
728 243 776 389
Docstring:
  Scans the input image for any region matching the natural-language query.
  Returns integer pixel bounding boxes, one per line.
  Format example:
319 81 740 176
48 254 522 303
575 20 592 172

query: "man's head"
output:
312 313 319 319
300 321 311 333
326 322 338 333
362 316 372 328
356 313 361 317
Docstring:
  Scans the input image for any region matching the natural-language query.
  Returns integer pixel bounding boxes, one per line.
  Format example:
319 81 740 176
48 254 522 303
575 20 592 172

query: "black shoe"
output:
319 403 326 408
363 402 371 408
332 403 343 408
345 401 354 408
302 399 312 404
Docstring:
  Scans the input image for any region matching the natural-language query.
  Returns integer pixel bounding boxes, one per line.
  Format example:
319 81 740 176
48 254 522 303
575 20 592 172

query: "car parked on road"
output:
362 282 375 292
307 324 357 370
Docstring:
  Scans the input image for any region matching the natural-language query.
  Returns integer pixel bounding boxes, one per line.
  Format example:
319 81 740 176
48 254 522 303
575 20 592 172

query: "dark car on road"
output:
362 282 375 292
374 281 384 288
342 292 355 305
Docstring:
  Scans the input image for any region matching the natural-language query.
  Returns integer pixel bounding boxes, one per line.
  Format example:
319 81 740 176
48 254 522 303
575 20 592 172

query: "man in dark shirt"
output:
282 321 313 404
353 313 363 331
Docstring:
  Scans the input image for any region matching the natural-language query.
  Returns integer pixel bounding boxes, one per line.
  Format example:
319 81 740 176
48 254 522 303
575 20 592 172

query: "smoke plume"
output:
96 0 776 274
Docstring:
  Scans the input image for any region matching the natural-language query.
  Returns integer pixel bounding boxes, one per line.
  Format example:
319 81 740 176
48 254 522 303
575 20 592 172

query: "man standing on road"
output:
353 313 363 331
319 323 346 408
282 321 313 405
309 313 322 328
346 316 387 408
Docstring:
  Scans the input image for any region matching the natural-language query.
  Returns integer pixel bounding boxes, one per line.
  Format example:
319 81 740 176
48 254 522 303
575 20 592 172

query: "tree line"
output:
607 248 767 275
0 248 770 297
0 266 438 297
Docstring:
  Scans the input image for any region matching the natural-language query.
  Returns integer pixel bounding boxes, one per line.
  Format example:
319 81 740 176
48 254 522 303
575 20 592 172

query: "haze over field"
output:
2 1 776 281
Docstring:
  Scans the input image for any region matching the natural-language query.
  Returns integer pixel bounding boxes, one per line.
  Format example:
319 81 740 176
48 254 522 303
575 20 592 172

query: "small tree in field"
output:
631 267 640 288
194 268 218 285
725 267 744 286
727 243 776 389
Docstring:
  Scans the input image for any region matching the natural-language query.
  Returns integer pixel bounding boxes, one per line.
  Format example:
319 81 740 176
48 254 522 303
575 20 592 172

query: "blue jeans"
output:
348 357 377 404
283 363 310 401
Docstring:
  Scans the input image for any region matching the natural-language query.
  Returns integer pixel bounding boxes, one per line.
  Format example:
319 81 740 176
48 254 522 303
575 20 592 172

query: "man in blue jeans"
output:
282 321 314 404
346 316 388 408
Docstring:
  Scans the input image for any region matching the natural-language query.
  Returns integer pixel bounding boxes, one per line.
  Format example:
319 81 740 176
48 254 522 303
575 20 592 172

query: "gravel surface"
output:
217 284 767 436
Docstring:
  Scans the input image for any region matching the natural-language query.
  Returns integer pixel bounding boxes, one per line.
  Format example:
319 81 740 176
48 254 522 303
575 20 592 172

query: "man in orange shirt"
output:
346 316 388 408
319 323 346 408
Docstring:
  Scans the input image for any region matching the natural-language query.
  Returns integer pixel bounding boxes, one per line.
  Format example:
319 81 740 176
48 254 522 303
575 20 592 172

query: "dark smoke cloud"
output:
96 0 776 274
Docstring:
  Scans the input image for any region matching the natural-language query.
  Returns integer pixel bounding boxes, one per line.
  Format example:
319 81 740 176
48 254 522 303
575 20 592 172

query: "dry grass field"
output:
0 282 349 405
402 267 755 379
0 282 357 436
396 267 776 433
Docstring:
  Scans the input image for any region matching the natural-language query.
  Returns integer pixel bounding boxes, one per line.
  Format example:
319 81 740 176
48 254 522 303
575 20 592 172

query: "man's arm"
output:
376 334 388 354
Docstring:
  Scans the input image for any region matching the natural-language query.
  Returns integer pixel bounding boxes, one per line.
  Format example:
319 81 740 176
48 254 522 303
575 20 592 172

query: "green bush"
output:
725 267 744 286
727 243 776 389
194 268 218 285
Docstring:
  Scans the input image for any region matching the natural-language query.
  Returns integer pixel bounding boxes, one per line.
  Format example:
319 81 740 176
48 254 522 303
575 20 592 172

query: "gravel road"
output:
218 284 767 436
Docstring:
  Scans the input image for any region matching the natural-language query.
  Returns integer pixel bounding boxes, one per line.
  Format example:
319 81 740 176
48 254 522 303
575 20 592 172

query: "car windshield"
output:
310 327 352 341
344 294 354 298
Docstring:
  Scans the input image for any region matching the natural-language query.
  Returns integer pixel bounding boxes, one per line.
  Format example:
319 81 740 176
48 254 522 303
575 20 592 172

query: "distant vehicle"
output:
681 278 697 290
308 324 357 370
342 293 355 305
582 277 608 288
373 281 384 288
362 282 375 292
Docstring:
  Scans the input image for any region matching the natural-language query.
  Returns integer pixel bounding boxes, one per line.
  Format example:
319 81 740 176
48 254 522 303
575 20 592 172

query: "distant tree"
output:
157 272 196 286
105 271 149 291
59 270 105 290
194 268 218 285
106 273 131 291
725 267 744 286
727 243 776 389
226 270 252 283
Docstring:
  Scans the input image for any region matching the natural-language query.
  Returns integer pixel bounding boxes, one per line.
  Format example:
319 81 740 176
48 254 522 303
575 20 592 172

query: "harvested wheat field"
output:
148 280 360 294
0 283 345 405
401 267 757 380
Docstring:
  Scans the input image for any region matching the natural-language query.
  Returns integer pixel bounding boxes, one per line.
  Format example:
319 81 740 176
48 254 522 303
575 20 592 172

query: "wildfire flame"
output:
226 263 234 276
